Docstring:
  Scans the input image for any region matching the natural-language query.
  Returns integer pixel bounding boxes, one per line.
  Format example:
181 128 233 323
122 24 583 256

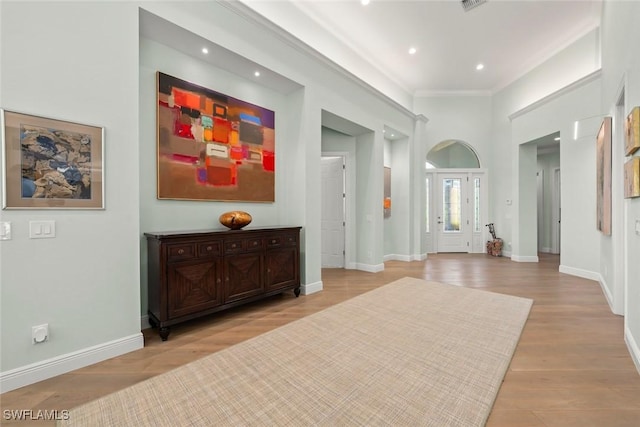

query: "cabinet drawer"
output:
266 234 298 248
224 239 244 254
224 237 263 254
198 241 221 257
167 243 196 261
246 238 263 251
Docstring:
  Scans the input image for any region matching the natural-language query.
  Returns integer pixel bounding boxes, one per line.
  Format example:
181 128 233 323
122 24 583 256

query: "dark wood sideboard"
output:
145 226 302 340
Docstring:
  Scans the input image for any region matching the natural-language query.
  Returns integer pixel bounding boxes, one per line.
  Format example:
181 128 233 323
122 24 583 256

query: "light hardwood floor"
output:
1 253 639 426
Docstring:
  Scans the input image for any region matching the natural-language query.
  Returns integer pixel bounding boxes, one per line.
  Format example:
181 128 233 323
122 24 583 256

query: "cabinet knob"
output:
207 246 212 251
271 239 276 244
217 278 221 284
231 243 237 248
177 249 185 255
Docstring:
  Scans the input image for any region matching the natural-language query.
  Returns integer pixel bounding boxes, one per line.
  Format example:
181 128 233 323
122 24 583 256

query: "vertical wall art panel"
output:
156 72 275 202
596 116 612 235
625 106 640 156
624 157 640 198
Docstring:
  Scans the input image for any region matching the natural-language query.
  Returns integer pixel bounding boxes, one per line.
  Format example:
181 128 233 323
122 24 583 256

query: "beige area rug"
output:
59 277 532 427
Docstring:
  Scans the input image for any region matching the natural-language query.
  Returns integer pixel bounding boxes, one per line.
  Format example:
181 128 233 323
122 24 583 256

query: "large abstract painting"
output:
156 72 275 202
596 116 612 235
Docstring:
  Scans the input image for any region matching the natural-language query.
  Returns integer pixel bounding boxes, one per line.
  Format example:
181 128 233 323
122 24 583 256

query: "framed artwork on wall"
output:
156 72 275 203
1 109 104 209
624 157 640 199
625 106 640 156
596 116 612 236
384 166 391 218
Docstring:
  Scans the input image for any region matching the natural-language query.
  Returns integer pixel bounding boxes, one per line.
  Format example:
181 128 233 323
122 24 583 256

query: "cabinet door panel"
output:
224 253 263 302
265 247 299 291
168 260 222 318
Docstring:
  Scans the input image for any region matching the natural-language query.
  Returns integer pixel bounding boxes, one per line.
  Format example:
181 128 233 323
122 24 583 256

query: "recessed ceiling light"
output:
554 137 560 141
254 71 260 77
361 0 370 5
202 47 209 54
476 63 484 71
408 47 417 55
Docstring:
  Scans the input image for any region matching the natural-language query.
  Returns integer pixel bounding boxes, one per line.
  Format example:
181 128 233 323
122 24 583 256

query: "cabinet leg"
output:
148 316 157 329
294 286 301 297
159 327 170 341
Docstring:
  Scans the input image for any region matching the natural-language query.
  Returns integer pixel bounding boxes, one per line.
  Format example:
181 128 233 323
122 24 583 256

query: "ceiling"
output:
246 0 602 95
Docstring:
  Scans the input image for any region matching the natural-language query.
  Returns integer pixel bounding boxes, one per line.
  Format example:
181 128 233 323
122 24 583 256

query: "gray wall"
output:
0 1 142 374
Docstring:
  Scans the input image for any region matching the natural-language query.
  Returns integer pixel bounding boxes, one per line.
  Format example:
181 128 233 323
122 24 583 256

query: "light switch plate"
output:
0 222 11 240
29 220 56 239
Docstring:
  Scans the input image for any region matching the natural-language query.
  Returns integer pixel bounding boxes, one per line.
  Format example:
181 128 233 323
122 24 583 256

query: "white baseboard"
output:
559 264 600 281
511 255 539 262
383 254 412 262
355 263 384 273
0 333 144 393
625 325 640 376
540 247 552 253
345 262 357 270
302 280 323 295
383 254 426 262
596 273 616 314
502 249 512 258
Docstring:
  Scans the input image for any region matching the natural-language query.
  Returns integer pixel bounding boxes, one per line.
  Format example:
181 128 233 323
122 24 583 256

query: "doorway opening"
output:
320 156 346 268
425 139 485 253
532 132 561 256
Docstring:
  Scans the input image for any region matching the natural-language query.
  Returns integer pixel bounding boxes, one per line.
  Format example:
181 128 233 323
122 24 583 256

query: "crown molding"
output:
509 69 602 121
414 90 492 98
219 1 418 120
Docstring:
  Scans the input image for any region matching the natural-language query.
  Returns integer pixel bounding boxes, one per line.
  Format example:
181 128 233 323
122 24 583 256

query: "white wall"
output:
138 38 296 315
491 29 601 257
600 0 640 371
1 0 420 391
0 1 142 389
511 77 602 268
413 95 492 170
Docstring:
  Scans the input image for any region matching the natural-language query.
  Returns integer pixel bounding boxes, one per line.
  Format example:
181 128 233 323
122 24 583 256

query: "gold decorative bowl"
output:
219 211 252 230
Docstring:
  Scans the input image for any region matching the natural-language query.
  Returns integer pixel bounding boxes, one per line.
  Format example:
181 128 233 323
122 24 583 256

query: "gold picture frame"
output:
624 157 640 199
625 106 640 156
1 109 104 209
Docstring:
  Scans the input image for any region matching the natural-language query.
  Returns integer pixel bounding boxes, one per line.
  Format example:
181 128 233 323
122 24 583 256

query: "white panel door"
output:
436 174 470 253
321 157 345 267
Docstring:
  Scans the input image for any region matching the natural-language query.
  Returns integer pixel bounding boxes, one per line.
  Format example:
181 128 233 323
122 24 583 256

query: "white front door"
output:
436 174 469 252
321 157 345 267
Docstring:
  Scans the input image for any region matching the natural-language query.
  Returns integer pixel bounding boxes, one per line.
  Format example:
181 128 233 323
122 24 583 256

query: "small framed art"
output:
2 110 104 209
625 106 640 156
624 157 640 199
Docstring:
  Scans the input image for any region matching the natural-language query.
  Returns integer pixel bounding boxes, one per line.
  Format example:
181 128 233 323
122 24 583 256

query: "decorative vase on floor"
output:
219 211 252 230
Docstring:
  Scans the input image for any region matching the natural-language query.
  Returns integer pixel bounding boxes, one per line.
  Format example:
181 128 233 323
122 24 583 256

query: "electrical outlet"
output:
32 324 49 344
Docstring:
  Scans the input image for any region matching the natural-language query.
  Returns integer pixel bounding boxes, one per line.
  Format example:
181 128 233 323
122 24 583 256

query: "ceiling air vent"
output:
461 0 487 12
